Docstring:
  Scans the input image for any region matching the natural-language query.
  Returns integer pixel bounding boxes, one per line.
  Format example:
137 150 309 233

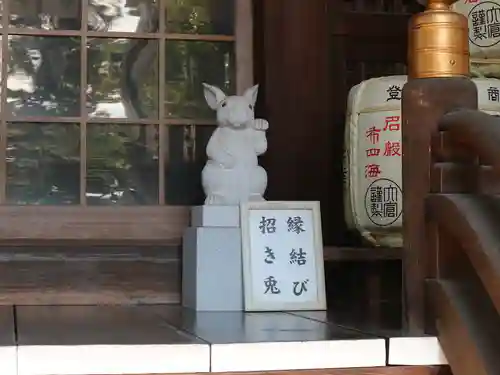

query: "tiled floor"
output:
0 305 446 375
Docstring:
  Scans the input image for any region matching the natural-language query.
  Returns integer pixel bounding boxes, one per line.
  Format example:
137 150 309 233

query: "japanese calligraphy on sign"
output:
240 201 326 311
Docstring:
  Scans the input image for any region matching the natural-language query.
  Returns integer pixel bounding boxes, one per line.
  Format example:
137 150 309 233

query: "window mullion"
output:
79 0 88 206
0 1 10 203
159 1 166 205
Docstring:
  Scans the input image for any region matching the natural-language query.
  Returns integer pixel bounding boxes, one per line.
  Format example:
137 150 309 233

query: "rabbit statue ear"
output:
243 84 259 107
203 83 226 110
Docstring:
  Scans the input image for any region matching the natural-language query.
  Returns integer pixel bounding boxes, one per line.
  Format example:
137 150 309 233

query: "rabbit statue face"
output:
201 83 268 205
203 83 259 128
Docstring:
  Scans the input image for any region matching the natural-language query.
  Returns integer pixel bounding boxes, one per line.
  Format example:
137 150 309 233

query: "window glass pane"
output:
165 0 234 35
87 124 159 205
87 0 158 33
9 0 81 30
7 122 80 205
87 38 159 119
164 124 214 205
8 36 81 117
165 41 235 119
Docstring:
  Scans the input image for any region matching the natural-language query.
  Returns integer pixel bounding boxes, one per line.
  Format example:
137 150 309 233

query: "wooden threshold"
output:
154 306 386 372
0 304 451 375
15 305 209 375
0 305 452 375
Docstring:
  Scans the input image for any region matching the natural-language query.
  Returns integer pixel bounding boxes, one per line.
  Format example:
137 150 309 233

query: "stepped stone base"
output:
183 205 243 311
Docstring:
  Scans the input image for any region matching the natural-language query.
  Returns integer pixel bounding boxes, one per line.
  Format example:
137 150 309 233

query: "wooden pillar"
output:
257 0 335 244
401 77 477 333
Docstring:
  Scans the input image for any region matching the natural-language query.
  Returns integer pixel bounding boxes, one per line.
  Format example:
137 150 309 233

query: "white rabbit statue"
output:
201 83 269 205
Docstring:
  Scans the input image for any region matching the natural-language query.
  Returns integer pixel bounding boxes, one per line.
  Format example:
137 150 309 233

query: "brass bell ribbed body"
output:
408 0 469 79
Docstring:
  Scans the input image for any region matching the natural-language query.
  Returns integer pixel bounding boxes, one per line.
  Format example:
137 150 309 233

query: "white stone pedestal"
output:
182 205 243 311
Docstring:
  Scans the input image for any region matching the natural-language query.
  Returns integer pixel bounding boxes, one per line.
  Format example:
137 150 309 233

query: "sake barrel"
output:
343 76 500 247
451 0 500 61
343 83 361 232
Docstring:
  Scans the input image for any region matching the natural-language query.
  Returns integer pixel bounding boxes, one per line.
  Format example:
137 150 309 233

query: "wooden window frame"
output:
0 0 253 244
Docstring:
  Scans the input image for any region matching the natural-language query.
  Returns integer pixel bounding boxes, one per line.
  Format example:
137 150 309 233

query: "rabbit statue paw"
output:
201 83 268 205
252 118 269 131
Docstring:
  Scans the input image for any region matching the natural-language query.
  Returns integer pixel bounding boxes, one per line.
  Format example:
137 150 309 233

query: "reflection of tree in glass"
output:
86 124 159 205
86 3 160 205
166 0 234 35
7 34 82 204
5 3 158 204
8 35 81 117
165 40 235 119
6 0 234 205
7 123 80 205
87 41 159 119
165 125 213 205
9 0 81 29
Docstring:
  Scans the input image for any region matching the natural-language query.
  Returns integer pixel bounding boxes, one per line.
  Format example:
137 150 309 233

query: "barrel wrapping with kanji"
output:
343 76 500 247
452 0 500 77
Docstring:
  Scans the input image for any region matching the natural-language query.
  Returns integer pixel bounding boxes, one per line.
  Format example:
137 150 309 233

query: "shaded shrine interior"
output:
0 0 426 332
255 0 424 330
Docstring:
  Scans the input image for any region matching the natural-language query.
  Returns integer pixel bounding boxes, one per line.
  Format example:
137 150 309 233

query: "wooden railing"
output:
402 78 500 375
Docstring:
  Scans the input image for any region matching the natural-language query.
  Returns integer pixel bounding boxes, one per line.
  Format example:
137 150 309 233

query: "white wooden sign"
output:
240 201 326 311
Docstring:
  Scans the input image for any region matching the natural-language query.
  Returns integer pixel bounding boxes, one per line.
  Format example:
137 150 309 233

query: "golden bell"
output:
408 0 469 79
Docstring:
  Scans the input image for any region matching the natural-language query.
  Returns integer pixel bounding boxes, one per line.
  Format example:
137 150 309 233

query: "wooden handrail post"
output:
402 78 477 334
402 0 477 334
